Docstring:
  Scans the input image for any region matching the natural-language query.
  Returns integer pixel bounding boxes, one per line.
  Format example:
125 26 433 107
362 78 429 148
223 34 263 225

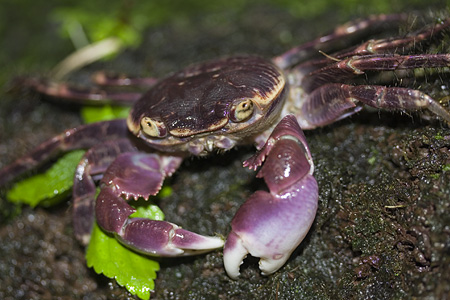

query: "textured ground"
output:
0 2 449 299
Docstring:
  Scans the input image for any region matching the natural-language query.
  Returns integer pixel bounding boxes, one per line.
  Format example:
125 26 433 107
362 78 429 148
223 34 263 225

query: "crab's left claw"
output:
223 115 318 279
93 151 225 256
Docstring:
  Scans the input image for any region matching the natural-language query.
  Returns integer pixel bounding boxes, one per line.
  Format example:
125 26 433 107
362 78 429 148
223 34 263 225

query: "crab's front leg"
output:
224 115 318 279
95 152 224 256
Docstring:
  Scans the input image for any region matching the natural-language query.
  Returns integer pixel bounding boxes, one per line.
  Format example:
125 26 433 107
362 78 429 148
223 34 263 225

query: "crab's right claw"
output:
223 115 318 279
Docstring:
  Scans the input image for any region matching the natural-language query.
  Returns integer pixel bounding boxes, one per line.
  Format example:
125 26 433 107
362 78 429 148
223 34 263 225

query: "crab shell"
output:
126 56 287 155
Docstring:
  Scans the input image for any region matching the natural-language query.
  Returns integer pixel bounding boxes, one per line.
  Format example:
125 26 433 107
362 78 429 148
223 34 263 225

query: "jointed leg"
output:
298 83 450 128
21 77 142 105
346 84 450 123
0 119 129 187
274 14 408 69
332 18 450 58
72 139 139 244
92 71 159 87
296 18 450 73
301 54 450 93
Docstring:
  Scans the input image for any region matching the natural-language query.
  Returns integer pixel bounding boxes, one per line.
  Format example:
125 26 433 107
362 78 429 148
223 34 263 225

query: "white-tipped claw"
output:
223 231 248 279
259 255 289 276
223 230 293 279
171 227 224 255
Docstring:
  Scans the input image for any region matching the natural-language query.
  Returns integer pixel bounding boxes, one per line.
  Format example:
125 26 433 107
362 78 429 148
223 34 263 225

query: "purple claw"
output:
223 115 318 279
101 152 182 200
96 187 224 256
95 152 224 256
224 177 318 278
120 219 224 256
102 153 163 200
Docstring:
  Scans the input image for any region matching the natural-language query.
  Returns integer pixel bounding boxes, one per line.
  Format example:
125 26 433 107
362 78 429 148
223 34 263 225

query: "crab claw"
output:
96 187 224 256
223 115 318 279
120 219 225 256
95 152 224 256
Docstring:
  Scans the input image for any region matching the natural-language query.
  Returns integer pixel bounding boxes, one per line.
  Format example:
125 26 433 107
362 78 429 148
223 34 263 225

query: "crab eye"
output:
230 99 254 122
140 117 167 138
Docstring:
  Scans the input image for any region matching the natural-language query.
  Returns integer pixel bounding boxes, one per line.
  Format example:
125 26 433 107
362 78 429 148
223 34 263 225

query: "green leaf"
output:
131 204 165 220
158 185 173 199
86 203 163 300
7 150 85 207
6 105 129 206
51 5 145 48
81 105 130 123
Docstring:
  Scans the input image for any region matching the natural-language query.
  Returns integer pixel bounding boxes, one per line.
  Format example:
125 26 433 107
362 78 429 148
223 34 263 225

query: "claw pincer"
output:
223 115 318 279
95 152 224 256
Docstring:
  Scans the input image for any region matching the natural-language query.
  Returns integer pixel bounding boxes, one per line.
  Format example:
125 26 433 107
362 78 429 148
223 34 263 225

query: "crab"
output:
1 14 450 280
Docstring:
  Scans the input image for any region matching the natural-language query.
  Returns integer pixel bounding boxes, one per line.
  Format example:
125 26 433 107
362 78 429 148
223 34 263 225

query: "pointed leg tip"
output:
118 219 223 256
188 235 224 251
201 235 225 249
172 228 224 253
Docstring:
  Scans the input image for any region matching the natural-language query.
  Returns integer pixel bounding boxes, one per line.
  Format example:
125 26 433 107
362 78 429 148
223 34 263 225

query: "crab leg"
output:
301 53 450 93
274 14 407 69
330 18 450 58
73 139 139 245
92 71 159 87
19 77 142 105
296 18 450 73
95 152 224 256
298 83 450 128
0 119 129 187
347 84 450 123
223 115 318 279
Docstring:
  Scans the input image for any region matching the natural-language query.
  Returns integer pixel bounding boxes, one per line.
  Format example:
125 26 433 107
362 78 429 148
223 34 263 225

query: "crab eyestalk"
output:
223 115 318 279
